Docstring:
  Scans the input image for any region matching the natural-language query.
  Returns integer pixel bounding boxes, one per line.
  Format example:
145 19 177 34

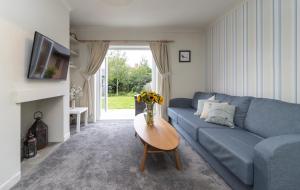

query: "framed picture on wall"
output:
179 50 191 62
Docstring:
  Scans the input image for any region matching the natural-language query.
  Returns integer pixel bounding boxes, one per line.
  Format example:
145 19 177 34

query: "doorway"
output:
96 45 157 120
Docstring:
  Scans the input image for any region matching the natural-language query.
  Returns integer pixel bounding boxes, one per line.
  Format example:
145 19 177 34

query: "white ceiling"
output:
66 0 241 30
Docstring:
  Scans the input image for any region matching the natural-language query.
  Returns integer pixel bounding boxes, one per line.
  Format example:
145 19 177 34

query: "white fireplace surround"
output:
0 86 71 190
16 87 70 143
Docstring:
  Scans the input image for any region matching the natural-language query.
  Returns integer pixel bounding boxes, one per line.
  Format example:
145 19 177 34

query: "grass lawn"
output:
108 96 135 109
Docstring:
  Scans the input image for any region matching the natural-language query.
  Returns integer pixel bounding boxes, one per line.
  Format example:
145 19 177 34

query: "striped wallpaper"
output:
206 0 300 104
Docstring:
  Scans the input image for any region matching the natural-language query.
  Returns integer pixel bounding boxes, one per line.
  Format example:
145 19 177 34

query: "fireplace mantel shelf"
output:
14 87 67 103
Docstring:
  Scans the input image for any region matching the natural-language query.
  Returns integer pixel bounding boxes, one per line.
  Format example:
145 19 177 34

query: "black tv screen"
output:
27 32 70 80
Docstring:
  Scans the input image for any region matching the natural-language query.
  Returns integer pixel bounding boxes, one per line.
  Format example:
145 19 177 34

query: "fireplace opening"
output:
20 96 65 174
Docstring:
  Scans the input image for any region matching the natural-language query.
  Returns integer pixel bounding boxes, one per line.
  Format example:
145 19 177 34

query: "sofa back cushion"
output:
215 93 252 128
192 92 215 109
244 98 300 137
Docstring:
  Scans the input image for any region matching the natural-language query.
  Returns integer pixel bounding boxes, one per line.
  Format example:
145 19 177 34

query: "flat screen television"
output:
27 32 70 80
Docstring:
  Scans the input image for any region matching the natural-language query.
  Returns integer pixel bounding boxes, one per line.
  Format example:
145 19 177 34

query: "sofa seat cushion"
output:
198 127 264 185
167 107 178 123
168 107 222 141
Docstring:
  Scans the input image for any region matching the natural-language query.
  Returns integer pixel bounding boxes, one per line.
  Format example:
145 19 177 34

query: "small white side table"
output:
69 107 88 133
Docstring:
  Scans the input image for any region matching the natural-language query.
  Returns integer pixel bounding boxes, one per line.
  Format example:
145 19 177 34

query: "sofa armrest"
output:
253 135 300 190
169 98 192 108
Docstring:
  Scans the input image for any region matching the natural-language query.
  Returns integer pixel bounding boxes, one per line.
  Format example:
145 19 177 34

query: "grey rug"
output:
13 120 231 190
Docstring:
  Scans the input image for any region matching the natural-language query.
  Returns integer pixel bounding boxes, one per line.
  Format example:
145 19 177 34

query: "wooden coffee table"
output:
134 113 181 172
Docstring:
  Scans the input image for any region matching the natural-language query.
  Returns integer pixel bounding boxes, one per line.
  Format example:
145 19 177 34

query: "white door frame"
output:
96 56 108 120
95 44 156 121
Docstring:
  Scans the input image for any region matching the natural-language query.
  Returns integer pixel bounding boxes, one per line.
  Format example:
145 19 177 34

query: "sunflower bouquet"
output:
136 91 164 105
137 91 164 126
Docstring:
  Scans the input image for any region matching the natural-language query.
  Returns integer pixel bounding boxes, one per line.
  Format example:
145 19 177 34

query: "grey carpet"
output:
13 120 231 190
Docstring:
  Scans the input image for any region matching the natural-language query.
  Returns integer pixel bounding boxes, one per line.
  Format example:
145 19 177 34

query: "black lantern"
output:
23 132 37 158
28 111 48 150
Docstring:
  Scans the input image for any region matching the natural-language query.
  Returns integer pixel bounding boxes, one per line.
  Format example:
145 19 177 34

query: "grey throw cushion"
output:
205 103 236 128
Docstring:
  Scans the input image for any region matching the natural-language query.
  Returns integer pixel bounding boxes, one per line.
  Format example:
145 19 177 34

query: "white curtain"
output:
82 41 109 122
149 42 171 120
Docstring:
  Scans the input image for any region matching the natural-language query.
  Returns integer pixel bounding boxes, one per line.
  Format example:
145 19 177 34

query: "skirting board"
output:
0 171 21 190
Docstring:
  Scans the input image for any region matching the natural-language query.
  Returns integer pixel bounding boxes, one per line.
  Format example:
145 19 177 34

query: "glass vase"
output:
144 103 154 127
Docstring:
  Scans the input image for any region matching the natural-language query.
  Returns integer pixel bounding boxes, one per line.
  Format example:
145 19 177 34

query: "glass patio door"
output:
96 57 108 120
96 45 157 120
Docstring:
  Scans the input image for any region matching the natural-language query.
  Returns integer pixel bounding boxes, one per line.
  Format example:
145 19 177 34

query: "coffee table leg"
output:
140 144 148 172
174 148 181 170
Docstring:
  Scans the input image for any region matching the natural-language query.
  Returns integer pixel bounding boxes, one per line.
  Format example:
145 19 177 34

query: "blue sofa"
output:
168 92 300 190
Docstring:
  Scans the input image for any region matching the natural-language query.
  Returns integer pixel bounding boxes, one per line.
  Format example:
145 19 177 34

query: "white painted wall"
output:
206 0 300 104
0 0 70 189
71 27 206 99
69 42 89 91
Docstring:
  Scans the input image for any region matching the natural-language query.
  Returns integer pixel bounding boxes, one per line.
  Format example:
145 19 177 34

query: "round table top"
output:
134 113 180 150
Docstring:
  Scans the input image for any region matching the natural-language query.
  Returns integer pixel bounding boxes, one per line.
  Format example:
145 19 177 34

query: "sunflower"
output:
154 95 159 103
149 94 155 101
158 96 164 105
137 95 141 103
141 91 147 98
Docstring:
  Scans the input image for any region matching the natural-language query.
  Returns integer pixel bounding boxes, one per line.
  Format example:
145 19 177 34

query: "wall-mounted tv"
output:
27 32 70 80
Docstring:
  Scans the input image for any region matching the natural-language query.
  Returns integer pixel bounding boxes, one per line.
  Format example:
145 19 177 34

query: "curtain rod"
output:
75 39 174 43
70 33 174 43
